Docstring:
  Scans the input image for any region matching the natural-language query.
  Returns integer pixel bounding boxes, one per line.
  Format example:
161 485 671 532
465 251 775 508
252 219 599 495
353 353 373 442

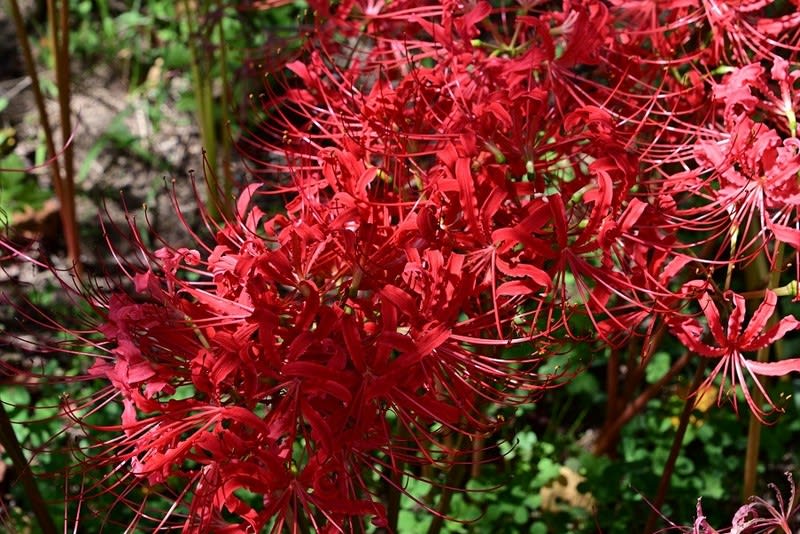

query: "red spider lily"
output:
243 0 685 345
4 0 800 531
687 472 797 533
52 180 547 531
613 0 800 65
671 284 800 422
712 58 800 135
673 116 800 268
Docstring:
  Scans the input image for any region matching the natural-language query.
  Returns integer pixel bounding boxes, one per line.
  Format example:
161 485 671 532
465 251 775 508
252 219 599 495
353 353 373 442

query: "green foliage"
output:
1 123 21 211
387 352 800 533
0 152 51 220
63 0 302 92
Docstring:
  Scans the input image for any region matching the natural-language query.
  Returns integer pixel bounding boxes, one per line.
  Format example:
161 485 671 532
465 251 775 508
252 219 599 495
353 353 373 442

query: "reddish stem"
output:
594 352 690 456
643 360 707 533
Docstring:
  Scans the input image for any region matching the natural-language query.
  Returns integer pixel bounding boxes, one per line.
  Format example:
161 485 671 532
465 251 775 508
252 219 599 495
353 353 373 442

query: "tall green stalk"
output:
742 244 785 499
181 0 234 220
426 434 467 534
216 4 234 216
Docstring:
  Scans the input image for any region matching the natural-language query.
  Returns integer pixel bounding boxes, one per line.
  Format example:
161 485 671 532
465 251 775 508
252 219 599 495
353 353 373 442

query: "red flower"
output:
688 472 797 533
671 284 800 421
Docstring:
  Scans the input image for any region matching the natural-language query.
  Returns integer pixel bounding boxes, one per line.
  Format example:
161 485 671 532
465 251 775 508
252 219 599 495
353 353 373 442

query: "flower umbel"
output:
671 285 800 422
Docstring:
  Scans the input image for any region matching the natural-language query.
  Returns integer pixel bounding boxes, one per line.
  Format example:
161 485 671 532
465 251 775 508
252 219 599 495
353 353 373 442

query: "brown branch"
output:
594 352 690 456
643 360 707 534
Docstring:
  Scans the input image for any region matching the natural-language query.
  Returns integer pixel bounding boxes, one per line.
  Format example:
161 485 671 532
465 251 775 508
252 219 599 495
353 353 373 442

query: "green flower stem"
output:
621 323 666 407
385 461 403 533
216 3 234 218
617 226 742 526
50 0 80 275
742 243 785 499
595 321 670 455
604 348 620 434
182 0 225 220
738 280 798 300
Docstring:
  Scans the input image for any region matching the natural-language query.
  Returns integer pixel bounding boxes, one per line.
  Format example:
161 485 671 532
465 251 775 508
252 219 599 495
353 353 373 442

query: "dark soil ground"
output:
1 5 211 271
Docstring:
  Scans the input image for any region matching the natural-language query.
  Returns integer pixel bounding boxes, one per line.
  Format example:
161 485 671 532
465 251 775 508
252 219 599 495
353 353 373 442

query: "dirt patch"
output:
1 46 207 270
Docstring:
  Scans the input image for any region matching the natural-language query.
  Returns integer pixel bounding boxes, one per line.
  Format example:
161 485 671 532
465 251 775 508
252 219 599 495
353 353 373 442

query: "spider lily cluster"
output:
4 0 800 532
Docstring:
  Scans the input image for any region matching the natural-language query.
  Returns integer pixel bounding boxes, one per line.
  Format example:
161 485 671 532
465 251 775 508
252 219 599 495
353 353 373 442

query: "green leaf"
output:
1 386 31 412
701 473 725 499
531 458 561 488
566 371 601 397
398 510 431 532
513 506 529 524
116 11 152 30
645 352 671 384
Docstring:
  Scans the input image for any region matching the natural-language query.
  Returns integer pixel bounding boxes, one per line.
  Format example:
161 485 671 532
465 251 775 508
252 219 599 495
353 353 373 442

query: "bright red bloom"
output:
671 284 800 422
687 116 800 264
71 177 547 531
4 0 800 531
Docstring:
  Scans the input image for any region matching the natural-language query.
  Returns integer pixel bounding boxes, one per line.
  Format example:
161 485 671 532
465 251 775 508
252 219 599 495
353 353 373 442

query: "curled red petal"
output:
746 357 800 377
741 290 778 346
696 291 726 344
